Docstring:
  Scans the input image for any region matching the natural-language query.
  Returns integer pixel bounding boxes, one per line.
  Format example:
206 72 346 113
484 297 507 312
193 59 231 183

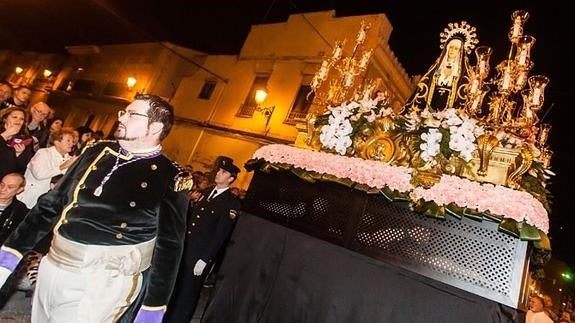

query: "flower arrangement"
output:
313 99 552 212
316 93 393 155
403 108 484 163
317 96 485 165
251 144 550 240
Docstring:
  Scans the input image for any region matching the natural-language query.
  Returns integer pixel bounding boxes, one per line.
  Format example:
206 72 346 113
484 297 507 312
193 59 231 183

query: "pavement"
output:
0 285 214 323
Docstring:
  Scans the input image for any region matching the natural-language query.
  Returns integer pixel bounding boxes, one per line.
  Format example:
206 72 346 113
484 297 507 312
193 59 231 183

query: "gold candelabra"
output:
309 21 374 106
462 10 552 168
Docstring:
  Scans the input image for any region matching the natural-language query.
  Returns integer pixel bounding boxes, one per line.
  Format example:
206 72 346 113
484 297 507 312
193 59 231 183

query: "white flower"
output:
317 97 392 155
420 129 442 162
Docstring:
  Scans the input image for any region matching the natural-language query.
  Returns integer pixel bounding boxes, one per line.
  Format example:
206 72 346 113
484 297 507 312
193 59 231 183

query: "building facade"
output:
2 10 414 190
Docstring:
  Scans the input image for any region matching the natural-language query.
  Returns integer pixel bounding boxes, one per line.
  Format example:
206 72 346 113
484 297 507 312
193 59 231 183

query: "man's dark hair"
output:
135 93 174 140
4 172 26 188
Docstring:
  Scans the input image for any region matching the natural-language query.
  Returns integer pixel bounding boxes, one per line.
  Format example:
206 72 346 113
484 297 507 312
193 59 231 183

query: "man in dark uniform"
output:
0 172 28 307
0 173 28 245
164 156 241 323
0 94 193 323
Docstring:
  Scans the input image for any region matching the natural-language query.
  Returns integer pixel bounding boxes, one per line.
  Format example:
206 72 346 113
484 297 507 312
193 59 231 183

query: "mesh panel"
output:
244 169 528 307
354 198 521 297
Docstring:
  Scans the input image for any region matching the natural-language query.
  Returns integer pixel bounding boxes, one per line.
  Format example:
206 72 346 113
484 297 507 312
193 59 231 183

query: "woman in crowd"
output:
0 107 35 179
37 117 63 148
18 127 78 209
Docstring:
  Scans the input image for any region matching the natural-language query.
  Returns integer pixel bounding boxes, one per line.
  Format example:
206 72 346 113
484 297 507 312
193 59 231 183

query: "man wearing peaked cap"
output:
165 156 241 323
217 156 240 176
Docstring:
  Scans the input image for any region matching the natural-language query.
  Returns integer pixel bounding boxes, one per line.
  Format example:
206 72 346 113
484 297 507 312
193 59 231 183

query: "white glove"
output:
0 267 12 288
193 259 207 276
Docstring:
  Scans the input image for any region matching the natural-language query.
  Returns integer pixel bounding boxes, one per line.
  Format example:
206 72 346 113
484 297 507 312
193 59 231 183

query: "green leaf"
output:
424 202 445 219
532 231 551 251
445 203 463 219
519 222 542 241
291 168 317 183
498 219 520 238
352 183 377 193
412 200 445 219
462 207 483 221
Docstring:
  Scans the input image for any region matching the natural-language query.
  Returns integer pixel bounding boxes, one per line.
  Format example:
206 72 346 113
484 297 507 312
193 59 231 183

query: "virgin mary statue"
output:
402 21 479 114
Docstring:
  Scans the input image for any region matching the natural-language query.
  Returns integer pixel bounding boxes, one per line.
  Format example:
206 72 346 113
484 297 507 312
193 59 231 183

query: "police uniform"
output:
165 158 241 323
0 140 191 322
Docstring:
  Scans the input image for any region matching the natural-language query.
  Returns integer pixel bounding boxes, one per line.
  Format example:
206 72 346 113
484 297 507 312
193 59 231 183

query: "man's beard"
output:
114 126 148 141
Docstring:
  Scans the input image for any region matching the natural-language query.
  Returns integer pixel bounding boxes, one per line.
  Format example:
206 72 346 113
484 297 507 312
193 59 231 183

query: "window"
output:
57 79 73 91
103 82 125 97
285 84 314 124
237 76 269 117
198 80 217 100
71 79 96 94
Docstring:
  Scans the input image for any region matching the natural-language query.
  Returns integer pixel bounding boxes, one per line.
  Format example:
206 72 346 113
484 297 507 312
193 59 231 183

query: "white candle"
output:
357 28 367 43
359 51 371 68
344 72 355 87
479 61 487 75
512 24 520 38
532 88 542 105
333 44 343 60
471 96 480 112
470 79 479 94
518 50 528 66
502 72 511 90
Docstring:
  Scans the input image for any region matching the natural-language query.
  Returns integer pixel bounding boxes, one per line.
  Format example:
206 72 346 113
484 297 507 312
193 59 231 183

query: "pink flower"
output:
253 145 549 233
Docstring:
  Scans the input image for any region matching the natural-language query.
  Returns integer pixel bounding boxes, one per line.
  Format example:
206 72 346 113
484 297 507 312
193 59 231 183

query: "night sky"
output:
1 0 573 267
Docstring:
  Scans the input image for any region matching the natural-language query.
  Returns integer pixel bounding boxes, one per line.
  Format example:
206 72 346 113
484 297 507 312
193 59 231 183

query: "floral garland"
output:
252 144 549 234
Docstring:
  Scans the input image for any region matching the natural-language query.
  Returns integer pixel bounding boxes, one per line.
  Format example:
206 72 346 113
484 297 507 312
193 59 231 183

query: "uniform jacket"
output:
0 199 29 244
2 140 190 309
183 187 240 267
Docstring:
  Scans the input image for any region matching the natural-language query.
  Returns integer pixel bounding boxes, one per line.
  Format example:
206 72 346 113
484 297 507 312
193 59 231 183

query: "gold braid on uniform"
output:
173 161 194 192
81 139 115 154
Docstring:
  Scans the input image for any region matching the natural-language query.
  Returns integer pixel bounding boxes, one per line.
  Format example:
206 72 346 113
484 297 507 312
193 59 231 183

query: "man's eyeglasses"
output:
118 110 148 119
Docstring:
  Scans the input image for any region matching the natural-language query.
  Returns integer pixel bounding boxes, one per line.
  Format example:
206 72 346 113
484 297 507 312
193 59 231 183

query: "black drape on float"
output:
202 213 524 323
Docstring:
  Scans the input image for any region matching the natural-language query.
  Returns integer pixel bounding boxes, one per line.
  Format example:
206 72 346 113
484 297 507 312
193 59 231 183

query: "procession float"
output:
205 10 553 322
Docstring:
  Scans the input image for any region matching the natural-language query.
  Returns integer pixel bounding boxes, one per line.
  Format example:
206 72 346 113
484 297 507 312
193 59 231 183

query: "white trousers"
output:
31 256 142 323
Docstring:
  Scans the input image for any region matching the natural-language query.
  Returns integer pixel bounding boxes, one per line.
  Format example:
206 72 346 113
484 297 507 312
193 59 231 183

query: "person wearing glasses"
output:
27 102 52 152
0 94 193 323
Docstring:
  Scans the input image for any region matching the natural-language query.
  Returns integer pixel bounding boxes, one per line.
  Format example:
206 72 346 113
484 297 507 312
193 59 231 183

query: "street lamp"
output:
253 87 275 129
126 76 137 91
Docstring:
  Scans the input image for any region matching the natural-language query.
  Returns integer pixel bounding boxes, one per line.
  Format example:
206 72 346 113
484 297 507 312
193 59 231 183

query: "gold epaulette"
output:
173 161 194 192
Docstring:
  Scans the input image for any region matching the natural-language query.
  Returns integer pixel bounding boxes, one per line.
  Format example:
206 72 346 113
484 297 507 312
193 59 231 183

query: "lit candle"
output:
470 95 480 112
538 123 551 145
502 72 511 90
357 28 367 44
518 49 528 66
359 51 372 68
344 71 355 87
332 44 343 60
311 77 320 89
470 79 479 94
479 61 487 75
532 88 542 106
511 24 521 38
